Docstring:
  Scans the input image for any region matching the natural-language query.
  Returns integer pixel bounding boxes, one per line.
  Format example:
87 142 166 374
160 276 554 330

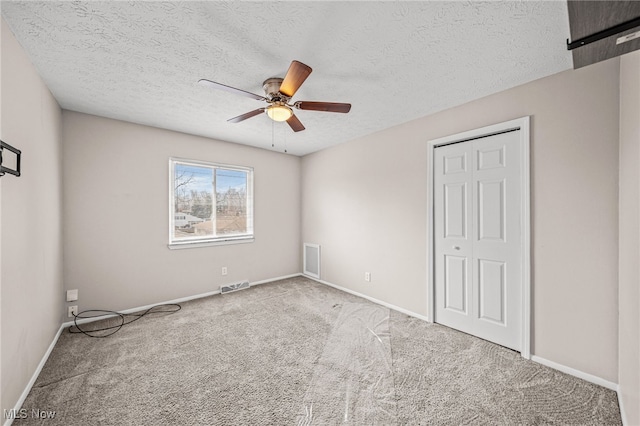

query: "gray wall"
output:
1 18 63 413
618 49 640 425
302 58 620 383
62 112 301 312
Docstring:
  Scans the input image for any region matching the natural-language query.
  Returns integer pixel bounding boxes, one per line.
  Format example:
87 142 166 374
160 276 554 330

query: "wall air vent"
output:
220 281 250 294
303 243 321 279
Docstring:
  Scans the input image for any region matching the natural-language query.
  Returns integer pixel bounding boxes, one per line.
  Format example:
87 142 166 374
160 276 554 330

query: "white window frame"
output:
168 157 254 249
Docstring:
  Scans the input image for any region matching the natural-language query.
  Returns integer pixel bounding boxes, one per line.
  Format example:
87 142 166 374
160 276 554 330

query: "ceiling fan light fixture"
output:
200 60 349 133
266 104 293 122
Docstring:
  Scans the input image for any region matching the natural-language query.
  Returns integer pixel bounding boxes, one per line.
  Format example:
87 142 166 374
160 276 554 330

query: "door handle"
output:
453 246 460 250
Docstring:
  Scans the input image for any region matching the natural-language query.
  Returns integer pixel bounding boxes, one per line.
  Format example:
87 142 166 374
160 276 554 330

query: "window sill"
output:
168 237 254 250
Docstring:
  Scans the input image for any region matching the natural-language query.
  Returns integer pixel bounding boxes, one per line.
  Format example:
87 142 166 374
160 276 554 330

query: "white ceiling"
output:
1 1 572 156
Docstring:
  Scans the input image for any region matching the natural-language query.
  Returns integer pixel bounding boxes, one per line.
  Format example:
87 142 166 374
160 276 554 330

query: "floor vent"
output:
220 281 250 294
303 243 321 279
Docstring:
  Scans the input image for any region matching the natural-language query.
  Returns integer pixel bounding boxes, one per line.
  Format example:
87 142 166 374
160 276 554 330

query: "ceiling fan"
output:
198 60 351 132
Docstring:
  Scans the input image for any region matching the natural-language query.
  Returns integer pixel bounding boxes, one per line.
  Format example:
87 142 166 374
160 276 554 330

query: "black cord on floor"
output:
68 304 182 338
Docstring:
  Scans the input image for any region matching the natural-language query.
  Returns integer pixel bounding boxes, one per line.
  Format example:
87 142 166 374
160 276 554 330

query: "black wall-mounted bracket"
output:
0 140 22 177
567 16 640 50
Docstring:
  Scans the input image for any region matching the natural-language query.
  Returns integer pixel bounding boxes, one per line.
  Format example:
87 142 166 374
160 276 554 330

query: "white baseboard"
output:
252 273 301 286
305 275 431 323
62 289 220 328
617 385 628 426
62 273 302 328
530 355 618 391
3 325 65 426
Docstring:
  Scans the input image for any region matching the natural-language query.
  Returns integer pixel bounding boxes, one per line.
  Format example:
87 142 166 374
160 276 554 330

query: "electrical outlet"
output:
66 289 78 302
221 267 228 276
68 305 78 318
365 272 371 282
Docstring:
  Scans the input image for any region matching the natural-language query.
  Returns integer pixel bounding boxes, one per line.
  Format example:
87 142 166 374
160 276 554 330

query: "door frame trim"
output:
426 116 531 359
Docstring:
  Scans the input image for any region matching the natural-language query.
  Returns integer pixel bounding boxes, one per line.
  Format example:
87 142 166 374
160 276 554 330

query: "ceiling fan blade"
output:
295 101 351 113
198 79 266 101
228 108 265 123
279 61 312 98
286 114 305 132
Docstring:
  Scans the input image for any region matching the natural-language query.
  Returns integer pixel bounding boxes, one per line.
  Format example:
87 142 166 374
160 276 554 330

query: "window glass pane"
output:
216 169 248 235
170 158 253 246
173 163 214 240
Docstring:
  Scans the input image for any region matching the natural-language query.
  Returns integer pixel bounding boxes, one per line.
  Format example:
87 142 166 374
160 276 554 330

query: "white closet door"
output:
434 130 522 351
434 141 474 333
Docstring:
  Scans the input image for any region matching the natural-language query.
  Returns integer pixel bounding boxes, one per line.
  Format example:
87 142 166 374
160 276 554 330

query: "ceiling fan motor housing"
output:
263 78 287 101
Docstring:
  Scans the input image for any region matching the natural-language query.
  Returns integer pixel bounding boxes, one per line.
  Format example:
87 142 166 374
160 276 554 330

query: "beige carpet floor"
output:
14 276 621 425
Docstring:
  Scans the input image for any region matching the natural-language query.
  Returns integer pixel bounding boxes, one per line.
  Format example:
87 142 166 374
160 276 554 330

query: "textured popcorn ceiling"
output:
1 1 571 156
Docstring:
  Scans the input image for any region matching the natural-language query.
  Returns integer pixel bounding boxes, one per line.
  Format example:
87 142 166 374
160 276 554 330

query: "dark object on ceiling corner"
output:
567 0 640 69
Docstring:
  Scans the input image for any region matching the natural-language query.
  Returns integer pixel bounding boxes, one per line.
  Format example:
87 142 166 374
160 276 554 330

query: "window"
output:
169 158 253 247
